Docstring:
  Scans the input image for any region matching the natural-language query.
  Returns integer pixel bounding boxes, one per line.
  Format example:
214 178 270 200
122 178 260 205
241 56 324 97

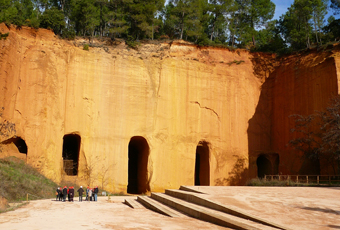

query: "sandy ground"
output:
190 186 340 230
0 195 227 230
0 187 339 230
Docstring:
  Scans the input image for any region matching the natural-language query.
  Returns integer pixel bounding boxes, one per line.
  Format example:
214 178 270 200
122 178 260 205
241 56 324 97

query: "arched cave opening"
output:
62 134 81 176
195 141 210 186
127 136 150 194
1 136 28 154
257 153 279 178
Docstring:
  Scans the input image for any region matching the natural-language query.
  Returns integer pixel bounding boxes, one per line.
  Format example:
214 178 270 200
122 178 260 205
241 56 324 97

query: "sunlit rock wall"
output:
0 24 266 192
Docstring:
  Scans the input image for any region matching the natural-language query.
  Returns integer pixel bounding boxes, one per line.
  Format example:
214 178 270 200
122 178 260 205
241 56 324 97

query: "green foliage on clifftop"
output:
0 0 339 53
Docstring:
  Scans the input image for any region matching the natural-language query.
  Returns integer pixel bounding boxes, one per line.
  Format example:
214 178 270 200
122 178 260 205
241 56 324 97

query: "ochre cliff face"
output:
0 24 266 192
248 48 340 178
1 24 339 192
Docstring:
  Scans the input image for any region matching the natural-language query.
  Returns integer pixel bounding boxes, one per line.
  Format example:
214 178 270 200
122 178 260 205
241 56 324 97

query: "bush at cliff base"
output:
0 156 57 202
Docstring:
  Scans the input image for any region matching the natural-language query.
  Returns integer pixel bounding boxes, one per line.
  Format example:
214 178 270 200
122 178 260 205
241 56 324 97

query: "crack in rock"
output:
190 101 220 122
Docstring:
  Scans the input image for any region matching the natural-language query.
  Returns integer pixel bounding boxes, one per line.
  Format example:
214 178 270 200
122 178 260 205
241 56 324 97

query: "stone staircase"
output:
125 186 291 230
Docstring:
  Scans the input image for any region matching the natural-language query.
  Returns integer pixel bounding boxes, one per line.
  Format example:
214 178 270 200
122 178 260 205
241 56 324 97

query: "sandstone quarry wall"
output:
0 24 265 192
1 24 339 192
251 49 340 177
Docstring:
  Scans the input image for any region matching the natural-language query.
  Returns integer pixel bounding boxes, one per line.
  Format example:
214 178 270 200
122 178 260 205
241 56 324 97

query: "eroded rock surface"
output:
0 24 339 193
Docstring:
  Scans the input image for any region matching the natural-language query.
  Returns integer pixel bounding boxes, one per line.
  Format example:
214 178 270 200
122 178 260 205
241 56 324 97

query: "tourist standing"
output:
57 187 63 201
88 188 92 201
62 186 67 202
85 186 89 201
69 186 74 202
94 186 98 201
56 187 60 201
77 186 84 202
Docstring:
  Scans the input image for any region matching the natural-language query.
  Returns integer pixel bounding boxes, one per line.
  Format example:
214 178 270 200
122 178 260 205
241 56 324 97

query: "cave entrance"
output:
62 134 81 176
127 136 150 194
195 141 210 186
1 137 28 160
2 137 28 154
257 153 279 179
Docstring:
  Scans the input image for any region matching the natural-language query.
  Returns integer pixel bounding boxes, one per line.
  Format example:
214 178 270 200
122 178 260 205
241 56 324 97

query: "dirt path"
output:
0 196 227 230
0 187 340 229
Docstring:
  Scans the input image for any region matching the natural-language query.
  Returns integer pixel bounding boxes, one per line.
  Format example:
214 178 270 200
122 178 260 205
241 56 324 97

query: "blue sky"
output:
272 0 339 20
272 0 294 20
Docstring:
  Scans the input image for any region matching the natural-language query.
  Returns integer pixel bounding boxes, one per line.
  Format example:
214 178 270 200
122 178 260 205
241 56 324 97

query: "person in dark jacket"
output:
94 186 99 201
62 186 67 202
77 186 84 202
85 186 89 201
69 186 74 202
56 187 62 201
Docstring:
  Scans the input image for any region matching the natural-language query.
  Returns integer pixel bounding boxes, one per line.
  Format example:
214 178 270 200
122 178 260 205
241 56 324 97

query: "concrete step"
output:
137 196 184 217
179 185 206 194
166 189 290 230
124 198 144 209
151 192 277 230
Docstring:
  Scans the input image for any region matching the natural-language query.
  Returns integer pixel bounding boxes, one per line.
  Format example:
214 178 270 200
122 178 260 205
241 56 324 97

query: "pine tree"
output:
126 0 165 40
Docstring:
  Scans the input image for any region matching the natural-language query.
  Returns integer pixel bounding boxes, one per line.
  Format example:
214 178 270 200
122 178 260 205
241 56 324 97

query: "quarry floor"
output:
0 186 339 230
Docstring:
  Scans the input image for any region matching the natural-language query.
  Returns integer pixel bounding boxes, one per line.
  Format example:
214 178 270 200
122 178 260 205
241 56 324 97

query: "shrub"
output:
83 44 89 51
246 178 299 186
126 40 140 50
0 32 9 40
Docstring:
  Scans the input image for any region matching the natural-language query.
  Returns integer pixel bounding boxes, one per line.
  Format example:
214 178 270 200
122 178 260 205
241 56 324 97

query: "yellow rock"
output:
1 24 339 194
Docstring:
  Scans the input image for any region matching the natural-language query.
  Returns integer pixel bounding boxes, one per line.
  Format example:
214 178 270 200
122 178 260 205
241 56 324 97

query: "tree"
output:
310 0 327 45
0 0 19 25
70 0 100 38
164 0 204 41
234 0 275 46
330 0 340 14
289 95 340 175
254 20 286 53
206 0 230 43
319 95 340 174
0 0 40 28
278 0 313 49
227 0 241 47
323 16 340 41
39 7 66 34
105 0 131 39
278 0 328 49
289 114 322 163
126 0 165 40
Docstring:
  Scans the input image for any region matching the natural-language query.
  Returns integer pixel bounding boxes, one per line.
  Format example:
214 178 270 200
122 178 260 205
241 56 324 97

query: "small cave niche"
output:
256 153 279 179
1 136 28 154
127 136 150 194
62 134 81 176
195 141 210 186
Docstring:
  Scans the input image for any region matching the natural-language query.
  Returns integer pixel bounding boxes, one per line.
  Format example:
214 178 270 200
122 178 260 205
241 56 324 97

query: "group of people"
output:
56 186 99 202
